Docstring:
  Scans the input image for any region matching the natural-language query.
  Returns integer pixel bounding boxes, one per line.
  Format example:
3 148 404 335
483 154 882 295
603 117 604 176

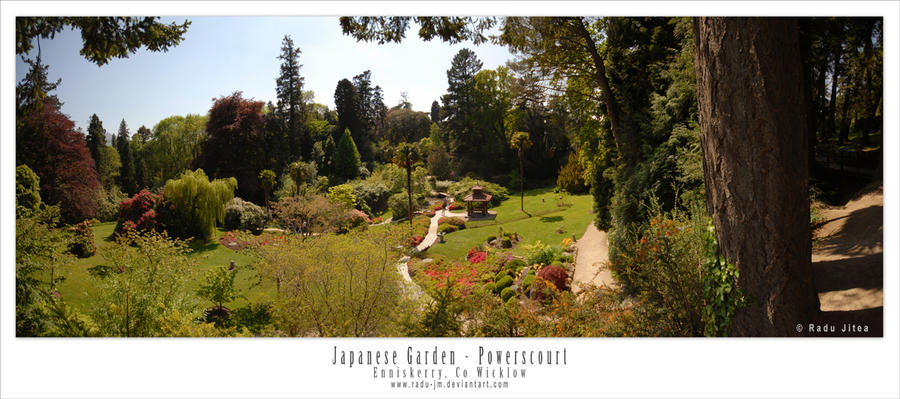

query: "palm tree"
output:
392 142 420 224
510 131 532 212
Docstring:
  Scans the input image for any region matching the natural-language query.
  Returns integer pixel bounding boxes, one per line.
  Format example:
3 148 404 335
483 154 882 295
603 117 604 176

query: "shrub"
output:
607 202 712 336
115 189 167 235
466 245 485 261
495 270 509 282
163 169 237 241
425 210 436 217
438 217 466 229
537 264 568 291
96 186 128 222
500 286 515 302
557 152 588 194
230 303 272 334
438 224 458 234
16 164 42 215
483 282 496 294
447 178 509 206
522 274 535 292
495 275 514 292
432 203 444 211
448 201 464 210
388 191 424 221
505 259 526 272
327 183 357 209
468 251 487 264
522 241 560 266
272 194 347 236
408 235 424 247
224 197 267 233
344 209 371 231
350 179 391 215
68 220 96 258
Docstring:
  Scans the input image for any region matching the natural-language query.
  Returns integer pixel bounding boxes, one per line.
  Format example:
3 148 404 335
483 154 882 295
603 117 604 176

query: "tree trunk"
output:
693 17 820 336
519 152 525 211
407 164 413 225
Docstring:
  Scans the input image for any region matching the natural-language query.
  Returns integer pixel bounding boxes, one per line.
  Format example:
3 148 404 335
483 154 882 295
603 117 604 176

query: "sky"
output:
14 16 515 135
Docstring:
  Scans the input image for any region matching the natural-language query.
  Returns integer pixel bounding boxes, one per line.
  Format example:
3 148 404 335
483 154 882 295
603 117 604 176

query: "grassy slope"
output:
427 187 594 260
57 222 275 313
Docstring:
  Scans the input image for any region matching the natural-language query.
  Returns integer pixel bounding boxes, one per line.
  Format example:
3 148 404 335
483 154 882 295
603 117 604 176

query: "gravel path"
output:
571 222 615 293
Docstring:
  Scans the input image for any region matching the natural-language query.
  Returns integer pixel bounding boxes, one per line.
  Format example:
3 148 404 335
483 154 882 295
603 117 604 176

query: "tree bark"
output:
693 17 820 336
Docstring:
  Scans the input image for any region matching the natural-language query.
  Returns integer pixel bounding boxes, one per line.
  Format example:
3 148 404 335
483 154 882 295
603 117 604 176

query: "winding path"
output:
571 222 615 293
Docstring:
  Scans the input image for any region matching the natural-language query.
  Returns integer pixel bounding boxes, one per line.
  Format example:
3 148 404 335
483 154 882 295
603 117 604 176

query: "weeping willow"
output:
163 169 237 241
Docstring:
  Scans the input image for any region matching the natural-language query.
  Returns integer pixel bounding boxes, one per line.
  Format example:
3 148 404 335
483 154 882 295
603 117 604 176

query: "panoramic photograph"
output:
14 16 883 338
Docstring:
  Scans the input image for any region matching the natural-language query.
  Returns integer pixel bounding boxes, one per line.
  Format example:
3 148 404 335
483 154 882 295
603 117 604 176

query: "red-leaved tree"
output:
19 103 100 222
195 91 267 203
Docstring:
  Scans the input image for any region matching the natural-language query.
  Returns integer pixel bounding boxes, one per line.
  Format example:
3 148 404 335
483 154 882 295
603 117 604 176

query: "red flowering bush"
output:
466 246 487 264
432 203 444 211
115 189 166 235
448 201 464 210
371 216 383 224
408 235 424 247
425 210 436 217
420 260 480 297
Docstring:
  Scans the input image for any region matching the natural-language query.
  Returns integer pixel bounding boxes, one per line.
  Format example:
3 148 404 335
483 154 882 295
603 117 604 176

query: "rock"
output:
421 258 433 264
399 256 411 263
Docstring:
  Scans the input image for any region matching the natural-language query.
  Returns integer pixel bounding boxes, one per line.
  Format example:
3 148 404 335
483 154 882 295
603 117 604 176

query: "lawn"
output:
427 187 595 260
57 222 276 314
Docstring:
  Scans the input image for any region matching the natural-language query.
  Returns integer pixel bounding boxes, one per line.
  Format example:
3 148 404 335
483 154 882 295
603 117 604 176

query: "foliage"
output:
333 128 362 181
143 114 208 188
340 17 496 45
385 108 431 144
608 202 708 336
163 169 237 241
67 220 96 258
404 279 463 337
224 197 268 232
256 227 409 336
349 178 392 215
557 152 588 194
258 169 277 205
16 207 75 336
522 240 560 266
96 145 122 189
115 119 137 193
447 178 509 206
197 92 266 202
86 114 106 171
701 220 749 337
536 264 568 291
89 230 198 336
16 164 42 215
15 53 61 114
275 35 309 158
198 266 240 310
271 194 347 236
427 143 452 179
17 102 100 223
327 183 358 209
16 17 190 66
115 189 167 235
287 160 319 196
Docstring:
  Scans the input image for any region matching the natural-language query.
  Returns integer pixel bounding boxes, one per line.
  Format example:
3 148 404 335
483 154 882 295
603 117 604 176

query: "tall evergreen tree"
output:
332 128 361 181
15 54 61 115
430 100 441 124
334 78 367 159
275 35 308 158
441 48 482 172
86 114 106 171
116 119 136 193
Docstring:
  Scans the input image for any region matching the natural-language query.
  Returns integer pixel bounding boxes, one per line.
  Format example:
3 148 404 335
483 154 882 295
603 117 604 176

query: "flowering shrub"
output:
371 216 383 224
561 238 574 249
522 241 560 266
408 235 424 247
432 203 444 211
224 197 267 233
345 209 371 230
425 210 436 217
68 220 96 258
468 251 487 264
115 189 168 235
419 260 480 297
448 202 464 211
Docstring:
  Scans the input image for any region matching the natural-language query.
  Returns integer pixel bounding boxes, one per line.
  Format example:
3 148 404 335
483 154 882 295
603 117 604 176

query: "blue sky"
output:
15 16 514 134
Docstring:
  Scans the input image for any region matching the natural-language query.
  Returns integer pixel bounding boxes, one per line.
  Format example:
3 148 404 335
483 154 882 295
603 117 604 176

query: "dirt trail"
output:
572 223 616 293
812 184 883 312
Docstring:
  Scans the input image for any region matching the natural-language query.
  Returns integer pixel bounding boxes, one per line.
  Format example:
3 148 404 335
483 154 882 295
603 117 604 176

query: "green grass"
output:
57 222 275 314
427 187 594 260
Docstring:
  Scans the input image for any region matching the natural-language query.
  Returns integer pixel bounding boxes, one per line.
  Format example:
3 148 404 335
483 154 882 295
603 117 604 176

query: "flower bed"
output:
219 231 285 251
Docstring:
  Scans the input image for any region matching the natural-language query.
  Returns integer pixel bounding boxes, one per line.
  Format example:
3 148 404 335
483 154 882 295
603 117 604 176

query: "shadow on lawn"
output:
540 215 564 223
